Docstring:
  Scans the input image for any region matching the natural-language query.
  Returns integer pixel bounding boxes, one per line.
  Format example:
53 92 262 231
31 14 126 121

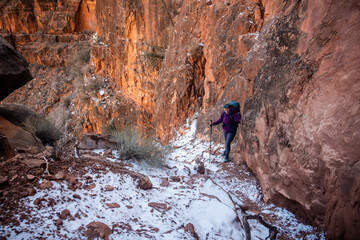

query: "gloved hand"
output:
209 121 213 126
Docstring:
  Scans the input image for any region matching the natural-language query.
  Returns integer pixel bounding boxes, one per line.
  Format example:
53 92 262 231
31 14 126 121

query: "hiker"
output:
211 103 241 162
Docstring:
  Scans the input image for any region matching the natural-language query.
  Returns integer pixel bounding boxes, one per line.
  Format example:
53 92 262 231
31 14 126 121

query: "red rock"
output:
27 174 36 180
59 209 74 220
160 177 170 187
170 176 181 182
184 223 199 240
55 219 63 227
39 180 53 190
105 203 120 208
0 135 15 161
77 134 117 150
0 115 44 153
148 202 171 212
104 149 112 157
73 194 82 199
27 187 37 196
0 176 8 186
85 221 112 240
22 159 46 169
10 174 18 182
86 183 96 190
104 185 114 191
53 171 66 180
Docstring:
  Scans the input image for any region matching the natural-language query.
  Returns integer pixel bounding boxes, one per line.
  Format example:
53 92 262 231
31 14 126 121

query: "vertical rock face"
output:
0 36 33 100
92 0 182 131
155 0 271 142
0 0 96 67
237 1 360 238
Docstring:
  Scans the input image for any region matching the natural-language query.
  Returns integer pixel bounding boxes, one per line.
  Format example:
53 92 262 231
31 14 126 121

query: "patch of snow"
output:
1 114 325 239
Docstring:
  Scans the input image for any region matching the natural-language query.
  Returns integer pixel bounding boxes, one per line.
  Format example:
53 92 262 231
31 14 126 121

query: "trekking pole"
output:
209 120 212 162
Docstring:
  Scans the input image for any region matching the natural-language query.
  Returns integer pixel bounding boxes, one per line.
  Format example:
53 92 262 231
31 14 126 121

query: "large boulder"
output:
0 103 61 146
77 134 117 150
0 36 32 101
0 116 44 153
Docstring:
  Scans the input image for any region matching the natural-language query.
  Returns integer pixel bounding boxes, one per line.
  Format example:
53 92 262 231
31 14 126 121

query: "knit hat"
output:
224 104 230 108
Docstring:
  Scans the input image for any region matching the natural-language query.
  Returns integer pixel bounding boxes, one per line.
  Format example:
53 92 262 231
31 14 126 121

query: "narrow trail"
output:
0 117 325 239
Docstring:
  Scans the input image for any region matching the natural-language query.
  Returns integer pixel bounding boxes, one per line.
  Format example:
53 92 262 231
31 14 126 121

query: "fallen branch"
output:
184 165 191 177
243 215 278 240
207 177 245 229
206 177 278 239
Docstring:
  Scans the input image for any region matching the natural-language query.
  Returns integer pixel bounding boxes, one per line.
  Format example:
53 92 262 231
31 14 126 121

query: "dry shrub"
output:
23 117 62 146
108 126 167 166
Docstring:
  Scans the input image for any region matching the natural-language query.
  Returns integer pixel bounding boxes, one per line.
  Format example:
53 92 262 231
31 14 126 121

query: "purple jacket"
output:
212 108 241 133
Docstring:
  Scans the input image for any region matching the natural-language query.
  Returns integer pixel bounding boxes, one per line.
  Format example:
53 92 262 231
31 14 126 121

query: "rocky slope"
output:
1 0 359 238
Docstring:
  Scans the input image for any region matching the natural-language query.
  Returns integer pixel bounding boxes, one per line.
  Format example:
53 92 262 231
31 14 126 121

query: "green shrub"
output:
110 126 167 166
23 117 62 146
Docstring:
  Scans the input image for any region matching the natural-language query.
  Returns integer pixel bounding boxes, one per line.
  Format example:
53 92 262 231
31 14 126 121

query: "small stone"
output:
73 194 82 199
104 185 114 191
59 209 74 220
86 183 96 190
27 174 36 180
105 202 120 208
55 218 63 227
85 222 112 240
39 180 53 190
160 177 170 187
53 171 66 180
104 149 112 157
184 223 199 239
170 176 181 182
148 202 171 212
137 176 152 190
0 176 8 186
22 159 46 168
27 187 37 196
10 174 18 182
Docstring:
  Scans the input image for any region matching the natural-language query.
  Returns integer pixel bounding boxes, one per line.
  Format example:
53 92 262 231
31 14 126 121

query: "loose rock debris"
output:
0 118 325 239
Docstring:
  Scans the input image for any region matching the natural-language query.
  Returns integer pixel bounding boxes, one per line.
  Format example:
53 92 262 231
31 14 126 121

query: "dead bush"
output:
109 126 167 166
23 117 62 146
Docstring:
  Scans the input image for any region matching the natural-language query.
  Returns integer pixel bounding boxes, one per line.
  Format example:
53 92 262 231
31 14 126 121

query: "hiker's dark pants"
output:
223 131 236 159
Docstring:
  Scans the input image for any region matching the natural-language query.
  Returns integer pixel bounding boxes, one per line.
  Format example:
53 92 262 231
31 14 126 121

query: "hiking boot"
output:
221 152 226 157
224 157 229 162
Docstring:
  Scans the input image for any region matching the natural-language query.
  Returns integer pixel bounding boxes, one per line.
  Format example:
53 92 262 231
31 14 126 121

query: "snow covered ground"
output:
0 116 325 239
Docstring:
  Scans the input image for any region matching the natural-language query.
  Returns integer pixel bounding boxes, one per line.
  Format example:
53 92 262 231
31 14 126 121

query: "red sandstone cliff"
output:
0 0 359 238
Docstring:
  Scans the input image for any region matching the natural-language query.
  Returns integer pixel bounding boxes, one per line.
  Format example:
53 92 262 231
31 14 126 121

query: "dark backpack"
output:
228 100 241 116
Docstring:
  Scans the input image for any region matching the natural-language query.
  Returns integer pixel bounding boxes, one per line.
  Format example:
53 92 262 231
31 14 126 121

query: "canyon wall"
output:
236 1 360 239
153 0 359 238
1 0 359 238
